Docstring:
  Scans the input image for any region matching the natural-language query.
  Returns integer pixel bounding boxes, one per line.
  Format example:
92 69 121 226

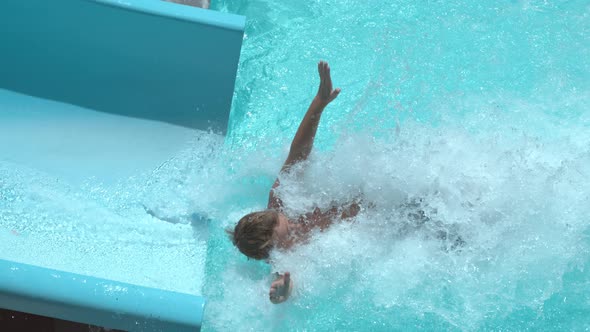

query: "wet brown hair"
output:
227 210 279 260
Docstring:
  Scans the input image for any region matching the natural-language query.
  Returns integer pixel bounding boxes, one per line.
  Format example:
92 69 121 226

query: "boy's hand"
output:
269 272 293 304
316 61 341 106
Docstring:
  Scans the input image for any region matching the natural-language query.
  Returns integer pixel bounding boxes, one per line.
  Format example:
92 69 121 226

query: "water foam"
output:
205 90 590 330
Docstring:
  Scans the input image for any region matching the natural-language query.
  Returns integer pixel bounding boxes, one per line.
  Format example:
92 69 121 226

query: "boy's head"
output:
227 210 290 260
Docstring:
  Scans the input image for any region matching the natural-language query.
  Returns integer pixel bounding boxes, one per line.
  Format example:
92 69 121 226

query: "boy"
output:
228 61 361 304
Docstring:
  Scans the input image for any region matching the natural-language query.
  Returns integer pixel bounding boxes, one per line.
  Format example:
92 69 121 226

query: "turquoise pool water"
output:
202 0 590 330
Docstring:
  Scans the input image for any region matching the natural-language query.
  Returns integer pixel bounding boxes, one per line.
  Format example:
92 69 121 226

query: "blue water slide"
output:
0 0 245 133
0 0 245 330
0 259 204 331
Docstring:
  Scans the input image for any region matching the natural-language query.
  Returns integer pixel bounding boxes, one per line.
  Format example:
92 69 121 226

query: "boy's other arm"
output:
269 272 293 304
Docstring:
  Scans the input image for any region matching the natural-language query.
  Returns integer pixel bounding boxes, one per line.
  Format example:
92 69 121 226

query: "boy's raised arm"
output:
268 61 340 209
282 61 340 171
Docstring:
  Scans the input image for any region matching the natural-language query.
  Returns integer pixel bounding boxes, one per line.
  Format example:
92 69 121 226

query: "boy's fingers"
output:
329 88 341 102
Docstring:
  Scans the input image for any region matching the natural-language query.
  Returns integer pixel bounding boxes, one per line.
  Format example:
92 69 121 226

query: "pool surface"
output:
203 0 590 330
